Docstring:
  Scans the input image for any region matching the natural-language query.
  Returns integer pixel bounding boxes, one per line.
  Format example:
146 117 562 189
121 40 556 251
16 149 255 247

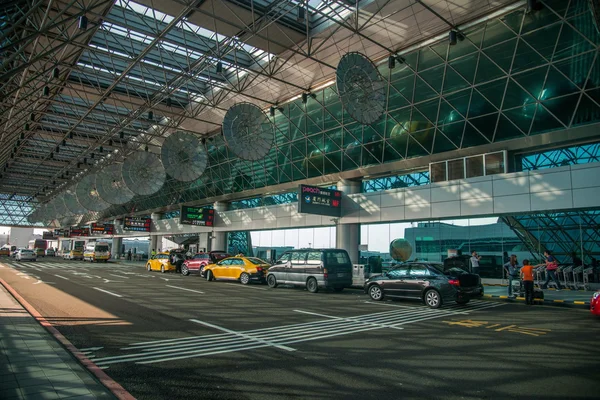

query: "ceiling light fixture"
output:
78 15 88 30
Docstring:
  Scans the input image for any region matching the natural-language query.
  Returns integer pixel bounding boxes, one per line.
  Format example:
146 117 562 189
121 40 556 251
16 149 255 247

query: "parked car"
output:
591 290 600 316
364 262 484 308
64 249 84 260
266 249 353 293
204 256 270 284
0 247 10 256
16 249 37 261
146 252 176 273
182 251 231 276
45 248 56 257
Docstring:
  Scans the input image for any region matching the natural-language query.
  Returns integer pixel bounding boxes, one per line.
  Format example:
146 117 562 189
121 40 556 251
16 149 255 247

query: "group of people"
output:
502 250 563 305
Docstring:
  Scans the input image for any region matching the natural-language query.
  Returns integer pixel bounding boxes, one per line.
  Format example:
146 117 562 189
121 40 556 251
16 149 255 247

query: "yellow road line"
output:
574 301 586 305
553 300 564 303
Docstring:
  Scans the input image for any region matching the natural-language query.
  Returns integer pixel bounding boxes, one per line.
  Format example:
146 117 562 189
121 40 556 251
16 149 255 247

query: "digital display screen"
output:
297 184 342 217
180 206 214 226
69 228 90 237
91 223 114 235
43 231 57 240
123 217 152 232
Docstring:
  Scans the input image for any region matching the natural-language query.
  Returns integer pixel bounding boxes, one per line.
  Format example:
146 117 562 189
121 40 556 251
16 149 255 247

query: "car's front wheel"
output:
199 265 205 276
206 270 214 281
161 265 165 273
181 265 189 276
267 274 277 288
147 264 151 271
424 289 442 309
306 277 319 293
240 272 250 285
369 285 384 301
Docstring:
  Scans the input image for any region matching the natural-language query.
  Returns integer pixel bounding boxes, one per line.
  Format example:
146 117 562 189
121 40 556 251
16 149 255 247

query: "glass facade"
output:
96 0 600 220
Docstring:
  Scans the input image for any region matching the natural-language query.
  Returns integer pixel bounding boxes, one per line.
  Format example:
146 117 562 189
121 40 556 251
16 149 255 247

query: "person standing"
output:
520 259 535 305
503 254 519 298
127 248 132 261
470 250 481 275
151 249 156 258
538 250 562 291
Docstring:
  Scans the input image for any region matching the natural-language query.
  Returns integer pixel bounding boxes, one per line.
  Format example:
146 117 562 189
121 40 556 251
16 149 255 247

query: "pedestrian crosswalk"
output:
91 300 503 367
1 260 137 270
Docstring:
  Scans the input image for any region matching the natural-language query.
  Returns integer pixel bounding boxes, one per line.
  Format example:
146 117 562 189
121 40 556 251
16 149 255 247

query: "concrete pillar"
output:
112 237 122 259
198 232 209 253
151 212 163 252
210 201 228 251
336 179 361 264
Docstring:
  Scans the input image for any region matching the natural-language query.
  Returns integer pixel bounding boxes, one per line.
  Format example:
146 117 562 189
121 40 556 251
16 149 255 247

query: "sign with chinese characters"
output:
297 184 342 217
180 206 214 226
69 227 90 237
123 217 152 232
90 223 115 235
53 229 69 238
42 231 57 240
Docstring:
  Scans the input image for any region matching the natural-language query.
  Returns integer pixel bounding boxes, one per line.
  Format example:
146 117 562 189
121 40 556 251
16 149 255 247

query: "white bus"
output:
83 241 110 262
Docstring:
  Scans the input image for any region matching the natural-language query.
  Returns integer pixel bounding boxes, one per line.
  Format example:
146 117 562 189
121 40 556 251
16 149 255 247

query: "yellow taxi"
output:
0 247 10 256
63 249 84 260
204 256 270 284
146 252 176 273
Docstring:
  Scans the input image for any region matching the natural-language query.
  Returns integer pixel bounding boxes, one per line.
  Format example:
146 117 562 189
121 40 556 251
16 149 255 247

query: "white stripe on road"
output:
293 309 404 330
54 275 69 280
190 318 295 351
165 285 204 294
224 283 268 290
92 287 122 298
109 274 130 279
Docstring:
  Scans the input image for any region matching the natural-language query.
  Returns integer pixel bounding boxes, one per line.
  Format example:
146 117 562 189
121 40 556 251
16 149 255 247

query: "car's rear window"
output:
96 245 109 252
246 257 268 265
325 251 350 265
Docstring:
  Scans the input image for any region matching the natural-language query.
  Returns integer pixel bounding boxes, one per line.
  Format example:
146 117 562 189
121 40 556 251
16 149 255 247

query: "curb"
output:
0 277 136 400
482 293 590 309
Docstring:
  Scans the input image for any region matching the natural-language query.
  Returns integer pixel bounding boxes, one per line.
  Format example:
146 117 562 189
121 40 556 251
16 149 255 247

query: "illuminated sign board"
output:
69 227 90 237
43 231 57 240
53 229 69 238
90 223 114 235
297 184 342 217
180 206 214 226
123 217 151 232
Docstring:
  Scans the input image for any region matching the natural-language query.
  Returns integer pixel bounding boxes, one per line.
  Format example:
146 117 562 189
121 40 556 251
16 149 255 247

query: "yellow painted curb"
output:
553 300 564 303
499 296 508 299
516 297 525 300
484 294 492 298
574 301 585 305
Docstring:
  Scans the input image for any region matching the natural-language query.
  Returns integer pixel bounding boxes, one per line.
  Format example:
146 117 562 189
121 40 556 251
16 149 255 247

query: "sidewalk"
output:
0 283 119 400
483 284 593 308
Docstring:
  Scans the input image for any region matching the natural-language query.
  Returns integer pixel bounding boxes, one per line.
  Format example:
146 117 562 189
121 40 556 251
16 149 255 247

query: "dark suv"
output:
364 262 483 308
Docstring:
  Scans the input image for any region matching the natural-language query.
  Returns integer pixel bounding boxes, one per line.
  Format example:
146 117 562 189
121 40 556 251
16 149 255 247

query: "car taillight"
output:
256 267 262 272
448 279 460 286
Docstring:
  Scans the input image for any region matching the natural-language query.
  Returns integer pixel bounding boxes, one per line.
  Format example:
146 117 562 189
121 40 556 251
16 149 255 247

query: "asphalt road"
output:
0 257 599 400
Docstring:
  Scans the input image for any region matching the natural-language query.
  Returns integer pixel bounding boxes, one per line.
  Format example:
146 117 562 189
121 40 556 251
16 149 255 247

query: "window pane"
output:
447 159 465 180
409 265 430 276
466 155 484 178
307 251 322 265
485 152 505 175
431 162 446 182
292 252 307 263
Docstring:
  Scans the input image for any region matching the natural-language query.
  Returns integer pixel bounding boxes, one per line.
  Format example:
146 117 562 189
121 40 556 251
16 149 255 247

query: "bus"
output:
84 241 110 262
28 239 48 257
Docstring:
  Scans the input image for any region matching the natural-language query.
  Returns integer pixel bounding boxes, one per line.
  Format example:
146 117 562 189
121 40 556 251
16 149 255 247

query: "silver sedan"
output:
16 249 37 261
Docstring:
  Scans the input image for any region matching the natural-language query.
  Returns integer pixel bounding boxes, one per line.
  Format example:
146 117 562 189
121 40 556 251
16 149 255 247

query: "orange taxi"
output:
204 256 270 284
146 252 176 273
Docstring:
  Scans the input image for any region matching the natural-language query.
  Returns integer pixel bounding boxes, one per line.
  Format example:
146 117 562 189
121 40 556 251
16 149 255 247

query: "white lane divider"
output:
92 287 123 298
92 301 504 367
109 274 129 279
165 285 204 294
54 275 70 280
224 283 268 291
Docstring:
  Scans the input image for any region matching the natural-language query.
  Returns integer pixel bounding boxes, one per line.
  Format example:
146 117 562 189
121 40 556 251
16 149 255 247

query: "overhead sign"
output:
69 227 90 237
180 206 214 226
42 231 57 240
90 223 115 235
123 217 152 232
54 229 69 238
297 184 342 217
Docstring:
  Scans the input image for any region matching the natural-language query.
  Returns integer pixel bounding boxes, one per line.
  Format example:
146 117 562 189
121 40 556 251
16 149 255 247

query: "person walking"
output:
470 250 481 275
537 250 562 291
174 252 184 274
520 259 535 305
127 249 132 261
503 254 519 298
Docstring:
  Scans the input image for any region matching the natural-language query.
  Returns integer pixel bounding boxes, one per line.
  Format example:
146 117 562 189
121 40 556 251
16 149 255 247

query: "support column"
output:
151 212 163 252
210 201 228 252
336 179 361 264
198 232 209 253
112 219 122 259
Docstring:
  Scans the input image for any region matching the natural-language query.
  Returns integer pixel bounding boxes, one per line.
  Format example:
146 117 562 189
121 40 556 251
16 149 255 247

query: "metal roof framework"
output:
1 0 522 225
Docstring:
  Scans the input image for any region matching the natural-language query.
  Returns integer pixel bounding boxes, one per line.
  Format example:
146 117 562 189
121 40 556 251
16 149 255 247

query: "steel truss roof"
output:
2 0 518 224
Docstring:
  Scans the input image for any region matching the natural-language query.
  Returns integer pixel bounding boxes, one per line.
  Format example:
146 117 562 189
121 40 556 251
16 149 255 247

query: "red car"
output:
181 251 230 276
591 290 600 316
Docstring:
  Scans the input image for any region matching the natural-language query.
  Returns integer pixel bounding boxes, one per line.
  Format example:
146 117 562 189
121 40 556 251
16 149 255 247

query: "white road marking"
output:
190 319 295 351
109 274 129 279
80 347 104 352
293 309 404 330
224 283 268 290
165 285 204 294
54 275 70 280
92 287 123 298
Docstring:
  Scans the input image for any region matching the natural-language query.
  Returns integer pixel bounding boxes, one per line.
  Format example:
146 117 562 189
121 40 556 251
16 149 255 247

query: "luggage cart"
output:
534 266 546 288
511 277 544 301
560 265 573 289
573 265 585 290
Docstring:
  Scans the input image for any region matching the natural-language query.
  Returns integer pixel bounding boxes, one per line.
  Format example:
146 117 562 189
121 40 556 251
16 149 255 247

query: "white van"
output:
84 241 110 262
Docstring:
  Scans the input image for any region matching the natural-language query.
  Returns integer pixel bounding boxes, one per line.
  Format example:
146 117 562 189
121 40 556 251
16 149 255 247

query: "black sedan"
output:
364 262 484 308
